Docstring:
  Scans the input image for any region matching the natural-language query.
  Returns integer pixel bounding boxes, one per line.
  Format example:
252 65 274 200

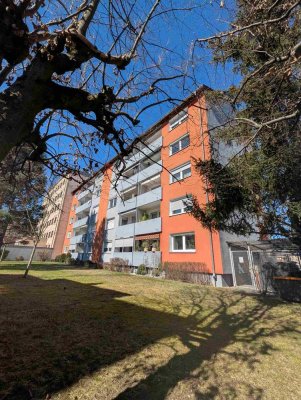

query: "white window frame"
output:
169 195 191 216
169 133 190 156
106 218 115 230
169 110 188 131
67 231 71 238
103 241 112 253
170 162 191 184
108 197 117 209
170 232 196 252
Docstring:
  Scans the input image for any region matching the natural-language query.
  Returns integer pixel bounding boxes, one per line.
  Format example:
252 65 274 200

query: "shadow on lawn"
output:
0 274 298 400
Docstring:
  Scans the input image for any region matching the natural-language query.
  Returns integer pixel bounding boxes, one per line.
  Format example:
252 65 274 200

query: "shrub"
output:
104 257 130 273
137 264 147 275
38 250 50 262
164 262 211 285
55 253 66 262
15 256 24 261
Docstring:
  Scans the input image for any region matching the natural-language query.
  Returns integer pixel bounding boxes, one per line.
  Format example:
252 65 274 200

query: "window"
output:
170 195 191 215
64 246 69 253
70 217 74 224
170 134 190 156
170 162 191 183
169 109 188 130
73 204 76 211
106 218 115 230
171 233 195 252
108 197 117 209
103 241 112 252
67 232 71 238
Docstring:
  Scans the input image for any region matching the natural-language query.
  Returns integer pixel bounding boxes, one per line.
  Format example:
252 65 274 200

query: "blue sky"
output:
42 0 239 174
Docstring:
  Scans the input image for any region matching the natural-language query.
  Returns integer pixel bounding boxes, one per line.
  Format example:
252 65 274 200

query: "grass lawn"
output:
0 262 300 400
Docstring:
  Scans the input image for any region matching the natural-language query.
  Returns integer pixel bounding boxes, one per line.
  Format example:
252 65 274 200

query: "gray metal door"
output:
232 251 253 286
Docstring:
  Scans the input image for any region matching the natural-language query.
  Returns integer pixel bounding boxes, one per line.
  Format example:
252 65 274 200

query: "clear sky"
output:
43 0 239 176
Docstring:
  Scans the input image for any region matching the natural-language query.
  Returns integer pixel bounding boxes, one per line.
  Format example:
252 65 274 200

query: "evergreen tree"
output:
191 0 301 244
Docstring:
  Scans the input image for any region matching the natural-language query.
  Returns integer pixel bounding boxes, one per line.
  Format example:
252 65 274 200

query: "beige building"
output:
39 177 78 259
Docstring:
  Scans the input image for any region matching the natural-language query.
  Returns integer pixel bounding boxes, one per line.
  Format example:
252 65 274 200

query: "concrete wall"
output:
3 246 53 261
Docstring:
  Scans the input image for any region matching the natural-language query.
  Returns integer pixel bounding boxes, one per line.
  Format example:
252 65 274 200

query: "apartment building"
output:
39 177 78 258
66 87 256 286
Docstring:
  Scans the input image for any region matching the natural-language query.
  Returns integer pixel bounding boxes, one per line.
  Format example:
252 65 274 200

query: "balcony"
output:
70 234 86 245
117 161 162 192
125 136 162 169
76 200 91 215
111 251 161 268
73 216 89 229
77 187 93 202
118 187 162 213
115 217 161 239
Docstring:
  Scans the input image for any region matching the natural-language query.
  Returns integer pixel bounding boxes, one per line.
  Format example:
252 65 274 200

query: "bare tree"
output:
0 0 198 179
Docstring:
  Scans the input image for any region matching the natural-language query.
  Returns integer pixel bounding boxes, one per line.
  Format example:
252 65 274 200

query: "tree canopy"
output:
190 0 301 244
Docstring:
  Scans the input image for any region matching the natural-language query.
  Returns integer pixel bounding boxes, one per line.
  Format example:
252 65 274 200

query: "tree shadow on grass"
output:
0 274 299 400
0 274 191 400
115 288 300 399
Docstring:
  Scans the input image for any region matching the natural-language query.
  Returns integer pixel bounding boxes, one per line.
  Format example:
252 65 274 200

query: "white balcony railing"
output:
115 217 161 239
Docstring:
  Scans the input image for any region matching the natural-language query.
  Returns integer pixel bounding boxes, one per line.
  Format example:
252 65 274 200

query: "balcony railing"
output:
70 234 86 245
115 217 161 239
124 136 162 169
111 251 161 267
76 200 91 214
118 187 162 213
117 161 162 192
73 216 89 229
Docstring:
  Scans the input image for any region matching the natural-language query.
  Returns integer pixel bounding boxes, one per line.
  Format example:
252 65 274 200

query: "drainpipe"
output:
199 99 217 287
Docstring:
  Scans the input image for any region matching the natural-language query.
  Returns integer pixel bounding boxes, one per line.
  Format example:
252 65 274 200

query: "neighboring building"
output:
66 87 258 286
39 177 78 258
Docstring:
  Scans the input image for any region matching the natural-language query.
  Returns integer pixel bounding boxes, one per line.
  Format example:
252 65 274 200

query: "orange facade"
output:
65 90 229 278
92 166 113 263
160 95 224 274
62 195 78 254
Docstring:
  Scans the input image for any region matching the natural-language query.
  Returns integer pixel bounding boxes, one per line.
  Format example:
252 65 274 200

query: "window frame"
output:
169 195 191 216
170 232 196 252
106 218 115 230
169 133 190 156
108 197 117 209
170 162 192 184
169 110 188 131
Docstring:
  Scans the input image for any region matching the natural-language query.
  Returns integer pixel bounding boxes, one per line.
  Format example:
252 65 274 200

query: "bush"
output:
15 256 24 261
104 257 130 273
137 264 147 275
1 249 9 260
55 253 66 262
38 250 50 262
164 262 212 285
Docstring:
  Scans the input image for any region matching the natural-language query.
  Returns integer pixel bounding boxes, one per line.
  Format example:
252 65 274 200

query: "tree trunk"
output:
23 241 37 278
0 58 53 161
0 244 6 261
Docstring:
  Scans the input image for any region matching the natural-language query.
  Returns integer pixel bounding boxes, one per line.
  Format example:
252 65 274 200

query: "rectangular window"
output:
169 134 190 156
169 108 188 131
170 195 191 216
70 217 74 224
106 218 115 230
108 197 117 209
103 241 112 252
67 232 71 238
170 232 195 252
170 162 191 183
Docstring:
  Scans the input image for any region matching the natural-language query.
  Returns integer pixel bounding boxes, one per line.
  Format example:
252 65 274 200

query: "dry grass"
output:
0 262 300 400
